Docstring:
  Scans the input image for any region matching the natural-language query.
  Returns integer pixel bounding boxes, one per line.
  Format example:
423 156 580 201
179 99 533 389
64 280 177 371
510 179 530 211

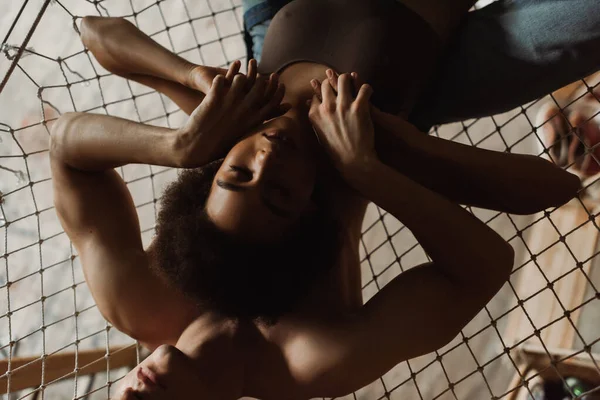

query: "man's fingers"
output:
246 59 258 90
338 73 354 107
321 79 336 109
307 93 322 116
256 82 286 121
310 79 323 101
325 70 362 97
188 74 225 124
223 73 247 109
264 102 292 122
225 60 241 82
264 73 280 100
351 72 363 96
205 75 226 108
355 83 373 109
326 69 339 92
245 74 269 106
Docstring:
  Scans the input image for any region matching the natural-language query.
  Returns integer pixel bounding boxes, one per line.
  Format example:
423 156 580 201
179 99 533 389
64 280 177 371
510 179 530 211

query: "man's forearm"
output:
348 158 513 288
50 112 185 171
374 115 580 214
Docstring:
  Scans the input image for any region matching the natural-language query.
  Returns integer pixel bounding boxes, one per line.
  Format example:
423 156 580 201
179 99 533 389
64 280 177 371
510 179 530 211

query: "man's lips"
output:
137 367 161 389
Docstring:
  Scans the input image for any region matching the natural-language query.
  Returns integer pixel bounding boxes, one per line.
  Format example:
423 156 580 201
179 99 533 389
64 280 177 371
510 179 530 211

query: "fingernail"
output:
326 70 333 78
310 79 317 88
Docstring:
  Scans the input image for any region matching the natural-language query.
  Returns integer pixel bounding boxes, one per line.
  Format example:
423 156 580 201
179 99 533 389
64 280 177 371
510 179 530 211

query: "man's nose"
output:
253 149 277 180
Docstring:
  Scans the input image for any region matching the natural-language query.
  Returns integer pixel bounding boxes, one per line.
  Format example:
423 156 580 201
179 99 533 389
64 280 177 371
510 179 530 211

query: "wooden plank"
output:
537 207 578 346
565 212 600 343
505 201 599 349
520 344 600 385
545 207 598 348
0 345 138 393
505 211 563 346
508 344 600 400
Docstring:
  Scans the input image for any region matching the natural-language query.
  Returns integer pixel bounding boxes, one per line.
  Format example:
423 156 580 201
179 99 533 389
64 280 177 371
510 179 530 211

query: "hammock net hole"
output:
1 0 600 399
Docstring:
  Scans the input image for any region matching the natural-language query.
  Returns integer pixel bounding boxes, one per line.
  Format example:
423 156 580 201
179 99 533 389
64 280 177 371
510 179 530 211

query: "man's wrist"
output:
172 128 218 168
343 155 382 191
172 128 195 168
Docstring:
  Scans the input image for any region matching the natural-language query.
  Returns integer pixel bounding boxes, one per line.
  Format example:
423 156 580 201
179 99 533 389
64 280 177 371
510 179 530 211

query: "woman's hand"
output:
176 62 288 168
308 73 377 180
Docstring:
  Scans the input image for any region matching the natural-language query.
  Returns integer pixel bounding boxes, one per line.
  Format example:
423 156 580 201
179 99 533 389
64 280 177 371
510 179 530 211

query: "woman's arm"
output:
81 16 217 91
80 16 235 114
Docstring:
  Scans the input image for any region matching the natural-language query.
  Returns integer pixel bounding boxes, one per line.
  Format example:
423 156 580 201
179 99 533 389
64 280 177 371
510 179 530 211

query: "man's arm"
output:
283 75 513 397
285 158 514 398
50 113 199 346
374 109 580 215
50 112 183 171
318 70 580 215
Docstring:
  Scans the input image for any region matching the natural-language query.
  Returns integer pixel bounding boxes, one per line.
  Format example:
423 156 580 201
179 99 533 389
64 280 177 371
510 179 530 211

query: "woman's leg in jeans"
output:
398 0 477 41
410 0 600 130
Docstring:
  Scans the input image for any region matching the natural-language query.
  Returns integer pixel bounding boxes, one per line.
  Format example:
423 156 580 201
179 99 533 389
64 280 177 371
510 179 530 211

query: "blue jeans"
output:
243 0 600 130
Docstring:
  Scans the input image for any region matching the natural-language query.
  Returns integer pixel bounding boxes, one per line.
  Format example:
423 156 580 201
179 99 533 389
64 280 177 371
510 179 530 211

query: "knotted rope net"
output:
1 0 600 399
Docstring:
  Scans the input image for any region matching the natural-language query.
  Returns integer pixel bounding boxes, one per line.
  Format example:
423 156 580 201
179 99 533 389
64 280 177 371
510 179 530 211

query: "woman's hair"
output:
152 160 340 324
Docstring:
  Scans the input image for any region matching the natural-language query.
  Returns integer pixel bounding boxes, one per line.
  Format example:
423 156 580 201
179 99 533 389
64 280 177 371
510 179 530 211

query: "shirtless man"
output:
50 0 580 398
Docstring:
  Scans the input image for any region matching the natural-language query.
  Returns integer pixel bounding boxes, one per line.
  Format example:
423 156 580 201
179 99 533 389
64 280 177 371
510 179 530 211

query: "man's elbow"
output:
483 241 515 293
499 241 515 278
80 16 126 46
49 112 83 160
81 16 136 61
80 16 102 50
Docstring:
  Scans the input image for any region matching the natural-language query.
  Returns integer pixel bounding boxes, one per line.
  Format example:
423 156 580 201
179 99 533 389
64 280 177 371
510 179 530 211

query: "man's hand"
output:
319 69 395 127
184 58 260 95
308 73 377 181
176 60 288 168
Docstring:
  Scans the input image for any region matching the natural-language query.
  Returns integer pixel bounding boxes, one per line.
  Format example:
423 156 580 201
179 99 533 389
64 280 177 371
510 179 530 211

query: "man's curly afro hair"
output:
152 159 340 324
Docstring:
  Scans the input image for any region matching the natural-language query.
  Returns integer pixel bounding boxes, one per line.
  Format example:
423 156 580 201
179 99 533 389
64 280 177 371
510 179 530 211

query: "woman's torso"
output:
258 0 441 116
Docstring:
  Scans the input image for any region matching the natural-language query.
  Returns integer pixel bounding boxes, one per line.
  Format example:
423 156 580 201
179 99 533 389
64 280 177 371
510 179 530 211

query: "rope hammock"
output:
1 0 600 399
